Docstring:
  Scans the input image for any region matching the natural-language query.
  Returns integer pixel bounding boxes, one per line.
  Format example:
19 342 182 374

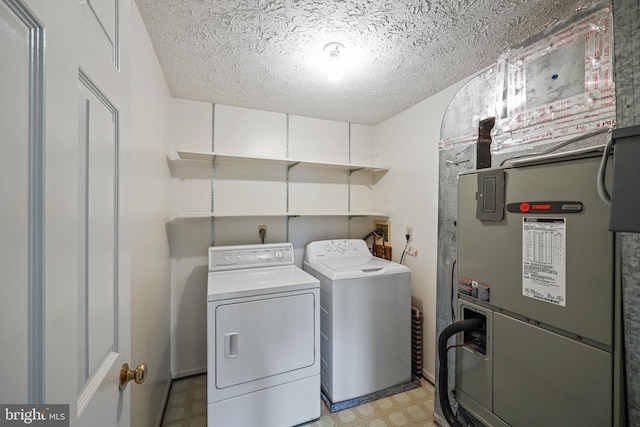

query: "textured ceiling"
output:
136 0 597 125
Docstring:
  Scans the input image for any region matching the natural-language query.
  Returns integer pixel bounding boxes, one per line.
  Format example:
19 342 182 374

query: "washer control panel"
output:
305 239 371 261
208 243 294 271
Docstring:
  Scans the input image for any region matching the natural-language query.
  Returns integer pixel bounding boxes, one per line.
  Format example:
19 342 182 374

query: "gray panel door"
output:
493 312 611 427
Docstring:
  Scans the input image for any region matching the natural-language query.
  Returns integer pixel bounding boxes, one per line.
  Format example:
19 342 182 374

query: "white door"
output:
0 0 133 425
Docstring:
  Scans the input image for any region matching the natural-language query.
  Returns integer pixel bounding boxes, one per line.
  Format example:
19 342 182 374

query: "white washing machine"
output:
303 239 412 404
207 243 320 427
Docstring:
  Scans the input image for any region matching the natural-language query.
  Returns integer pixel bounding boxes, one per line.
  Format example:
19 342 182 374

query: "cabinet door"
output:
215 293 316 389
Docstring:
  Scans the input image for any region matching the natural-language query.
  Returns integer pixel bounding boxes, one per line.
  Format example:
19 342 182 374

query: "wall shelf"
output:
176 150 388 174
175 211 389 219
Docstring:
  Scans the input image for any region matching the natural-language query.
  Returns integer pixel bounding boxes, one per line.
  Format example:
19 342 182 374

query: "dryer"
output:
207 243 320 427
304 239 412 405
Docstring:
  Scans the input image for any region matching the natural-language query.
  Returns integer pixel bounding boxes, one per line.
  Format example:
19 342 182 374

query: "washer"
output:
304 239 412 404
207 243 320 427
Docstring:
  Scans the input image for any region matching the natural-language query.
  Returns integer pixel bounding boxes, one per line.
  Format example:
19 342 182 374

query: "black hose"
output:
438 318 484 427
362 228 385 241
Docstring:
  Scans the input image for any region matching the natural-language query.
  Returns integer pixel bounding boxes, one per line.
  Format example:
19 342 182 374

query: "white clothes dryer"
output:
304 239 412 405
207 243 320 427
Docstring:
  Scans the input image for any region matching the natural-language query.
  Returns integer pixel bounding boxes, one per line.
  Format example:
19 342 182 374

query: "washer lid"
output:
319 256 390 271
304 239 410 280
310 256 409 280
208 265 319 301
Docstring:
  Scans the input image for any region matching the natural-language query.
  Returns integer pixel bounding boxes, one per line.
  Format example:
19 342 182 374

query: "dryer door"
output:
215 292 316 389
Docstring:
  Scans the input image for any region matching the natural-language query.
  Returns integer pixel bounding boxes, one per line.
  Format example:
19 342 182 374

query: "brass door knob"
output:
119 362 147 391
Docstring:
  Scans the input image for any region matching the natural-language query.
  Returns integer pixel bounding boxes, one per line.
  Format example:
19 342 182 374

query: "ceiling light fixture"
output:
323 42 345 82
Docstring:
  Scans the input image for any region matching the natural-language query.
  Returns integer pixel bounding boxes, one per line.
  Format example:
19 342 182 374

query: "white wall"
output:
373 77 476 382
130 3 173 426
168 99 212 377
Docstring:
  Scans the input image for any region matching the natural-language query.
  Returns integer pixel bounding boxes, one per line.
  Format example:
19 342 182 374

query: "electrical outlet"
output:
258 225 267 234
405 226 413 242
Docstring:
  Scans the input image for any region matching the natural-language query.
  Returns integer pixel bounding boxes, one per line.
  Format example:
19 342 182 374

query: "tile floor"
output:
161 374 437 427
161 374 207 427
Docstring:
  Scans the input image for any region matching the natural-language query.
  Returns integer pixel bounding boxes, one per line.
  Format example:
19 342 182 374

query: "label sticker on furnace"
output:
522 217 566 306
458 276 491 303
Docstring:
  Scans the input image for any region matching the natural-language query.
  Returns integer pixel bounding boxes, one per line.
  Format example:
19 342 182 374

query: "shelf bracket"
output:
287 161 301 171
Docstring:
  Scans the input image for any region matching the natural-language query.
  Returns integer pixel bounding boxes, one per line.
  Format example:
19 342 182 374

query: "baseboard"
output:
423 368 435 385
155 378 173 427
171 366 207 380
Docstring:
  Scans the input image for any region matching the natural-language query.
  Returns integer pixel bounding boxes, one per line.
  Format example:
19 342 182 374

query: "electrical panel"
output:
475 169 505 221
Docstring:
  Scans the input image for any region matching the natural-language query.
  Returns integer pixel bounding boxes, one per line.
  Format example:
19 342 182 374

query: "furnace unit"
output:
452 150 625 427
